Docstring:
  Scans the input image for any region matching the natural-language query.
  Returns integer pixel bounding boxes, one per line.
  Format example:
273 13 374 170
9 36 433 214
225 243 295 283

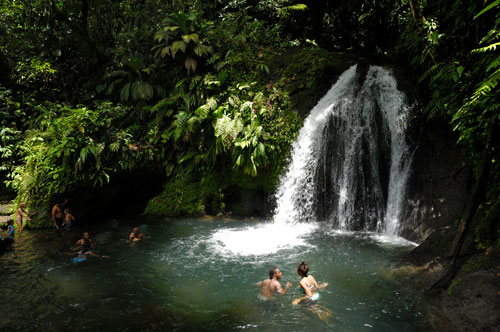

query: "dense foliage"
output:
1 0 499 238
398 0 500 251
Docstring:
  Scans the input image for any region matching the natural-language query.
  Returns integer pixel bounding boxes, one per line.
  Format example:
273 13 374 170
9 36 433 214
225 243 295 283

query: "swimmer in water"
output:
292 261 331 322
63 209 75 229
129 227 146 242
6 219 15 237
71 232 108 258
256 267 292 298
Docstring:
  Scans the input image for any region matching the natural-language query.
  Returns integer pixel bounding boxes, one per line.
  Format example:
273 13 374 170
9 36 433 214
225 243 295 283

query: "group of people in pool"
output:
1 201 37 237
2 200 74 237
1 199 146 261
256 261 332 322
70 227 146 260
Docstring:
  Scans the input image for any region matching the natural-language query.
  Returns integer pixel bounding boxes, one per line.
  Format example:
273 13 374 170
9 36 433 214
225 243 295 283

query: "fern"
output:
486 55 500 73
472 42 500 54
173 111 190 141
470 68 500 102
419 62 444 83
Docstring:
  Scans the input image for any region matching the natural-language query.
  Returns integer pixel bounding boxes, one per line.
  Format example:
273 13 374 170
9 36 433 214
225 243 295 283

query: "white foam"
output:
327 229 417 247
209 222 318 256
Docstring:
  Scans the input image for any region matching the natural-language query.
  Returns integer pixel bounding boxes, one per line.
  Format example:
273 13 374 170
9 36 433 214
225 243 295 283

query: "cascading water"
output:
273 64 413 236
211 64 415 256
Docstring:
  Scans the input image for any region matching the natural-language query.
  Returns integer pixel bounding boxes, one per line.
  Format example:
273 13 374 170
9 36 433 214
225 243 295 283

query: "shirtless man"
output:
256 267 292 298
16 202 35 234
51 198 68 231
129 227 146 241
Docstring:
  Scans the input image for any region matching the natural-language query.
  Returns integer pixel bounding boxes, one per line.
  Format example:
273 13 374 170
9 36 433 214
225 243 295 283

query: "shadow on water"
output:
0 217 423 332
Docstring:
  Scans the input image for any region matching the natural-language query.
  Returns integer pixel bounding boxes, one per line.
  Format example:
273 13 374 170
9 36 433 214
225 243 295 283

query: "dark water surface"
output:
0 217 424 331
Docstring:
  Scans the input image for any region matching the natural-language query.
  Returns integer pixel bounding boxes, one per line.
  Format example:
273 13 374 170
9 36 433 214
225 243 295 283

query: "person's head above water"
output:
133 227 140 234
297 261 309 277
269 267 282 280
82 232 89 239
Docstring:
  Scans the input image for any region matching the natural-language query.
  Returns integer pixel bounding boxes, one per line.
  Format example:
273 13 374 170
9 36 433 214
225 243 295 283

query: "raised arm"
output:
18 208 31 220
277 281 292 295
311 275 328 289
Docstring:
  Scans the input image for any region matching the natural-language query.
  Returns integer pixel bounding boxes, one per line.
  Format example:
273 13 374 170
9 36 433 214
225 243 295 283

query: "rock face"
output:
400 117 470 242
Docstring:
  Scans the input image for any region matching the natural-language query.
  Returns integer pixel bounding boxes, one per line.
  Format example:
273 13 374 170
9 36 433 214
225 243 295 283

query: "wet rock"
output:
401 117 470 243
0 236 14 254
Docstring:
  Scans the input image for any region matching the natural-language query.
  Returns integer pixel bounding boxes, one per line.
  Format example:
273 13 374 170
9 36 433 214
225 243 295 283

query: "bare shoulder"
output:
271 279 282 289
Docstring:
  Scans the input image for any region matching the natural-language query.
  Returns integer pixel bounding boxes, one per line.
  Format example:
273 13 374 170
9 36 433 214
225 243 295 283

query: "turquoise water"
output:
0 217 423 331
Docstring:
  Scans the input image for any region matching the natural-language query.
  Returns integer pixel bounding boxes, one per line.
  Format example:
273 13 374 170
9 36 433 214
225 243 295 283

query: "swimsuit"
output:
301 278 320 300
79 239 91 254
55 217 63 229
7 225 15 236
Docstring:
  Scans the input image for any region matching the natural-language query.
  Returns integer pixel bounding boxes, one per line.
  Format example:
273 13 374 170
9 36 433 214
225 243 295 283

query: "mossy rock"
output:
0 203 14 216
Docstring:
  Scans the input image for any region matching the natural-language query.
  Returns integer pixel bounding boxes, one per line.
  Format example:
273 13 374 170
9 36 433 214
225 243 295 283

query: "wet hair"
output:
269 267 278 279
297 261 309 277
7 219 14 225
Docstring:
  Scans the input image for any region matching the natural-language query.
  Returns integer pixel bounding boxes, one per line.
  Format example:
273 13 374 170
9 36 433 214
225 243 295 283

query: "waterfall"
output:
273 64 413 236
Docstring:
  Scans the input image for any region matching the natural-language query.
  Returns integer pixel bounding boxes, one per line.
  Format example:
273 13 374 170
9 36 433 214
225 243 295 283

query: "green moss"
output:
461 258 481 273
447 278 462 296
144 167 230 216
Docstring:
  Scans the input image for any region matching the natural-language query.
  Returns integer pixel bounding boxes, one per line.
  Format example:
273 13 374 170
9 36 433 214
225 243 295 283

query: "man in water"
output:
129 227 146 241
256 267 292 298
51 198 68 231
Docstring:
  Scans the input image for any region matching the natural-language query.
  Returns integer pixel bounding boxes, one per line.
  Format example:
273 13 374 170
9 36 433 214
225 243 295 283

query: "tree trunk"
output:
408 0 425 29
428 123 498 290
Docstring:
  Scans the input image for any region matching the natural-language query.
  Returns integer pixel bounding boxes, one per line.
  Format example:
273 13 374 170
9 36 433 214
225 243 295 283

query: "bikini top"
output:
300 277 315 293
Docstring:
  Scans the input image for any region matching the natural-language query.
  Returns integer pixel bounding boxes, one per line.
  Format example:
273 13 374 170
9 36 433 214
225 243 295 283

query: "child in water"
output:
71 232 108 258
63 209 75 229
6 219 15 237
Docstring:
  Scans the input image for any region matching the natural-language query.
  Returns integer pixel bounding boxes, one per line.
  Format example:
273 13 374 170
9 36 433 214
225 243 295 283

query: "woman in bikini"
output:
292 261 332 322
16 202 35 234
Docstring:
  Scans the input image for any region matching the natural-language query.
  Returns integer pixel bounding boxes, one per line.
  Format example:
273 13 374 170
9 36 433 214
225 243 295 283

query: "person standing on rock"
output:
51 198 68 231
16 202 35 234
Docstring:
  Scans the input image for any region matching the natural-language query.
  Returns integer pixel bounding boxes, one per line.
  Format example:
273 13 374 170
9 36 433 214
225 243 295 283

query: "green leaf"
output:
120 82 131 101
171 41 186 57
161 46 171 58
474 0 500 19
182 33 199 43
138 82 154 99
218 70 228 86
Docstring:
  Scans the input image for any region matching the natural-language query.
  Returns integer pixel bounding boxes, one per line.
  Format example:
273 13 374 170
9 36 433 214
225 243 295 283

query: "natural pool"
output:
0 217 424 331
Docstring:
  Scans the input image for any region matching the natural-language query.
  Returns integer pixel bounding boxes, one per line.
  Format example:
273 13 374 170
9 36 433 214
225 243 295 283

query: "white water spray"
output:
273 65 413 236
210 64 414 256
